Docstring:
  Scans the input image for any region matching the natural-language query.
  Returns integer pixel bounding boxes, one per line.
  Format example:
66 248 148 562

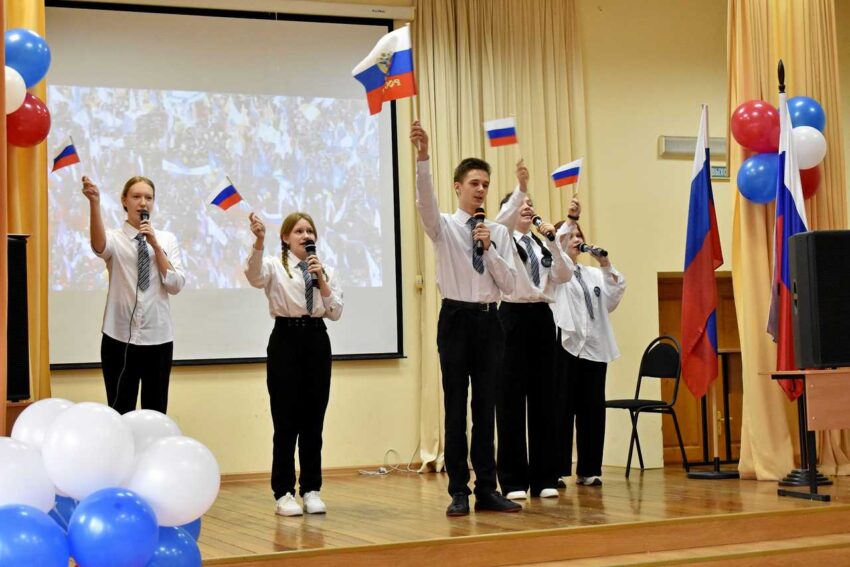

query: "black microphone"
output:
579 242 608 258
531 215 555 241
304 239 320 287
472 207 486 254
139 210 150 222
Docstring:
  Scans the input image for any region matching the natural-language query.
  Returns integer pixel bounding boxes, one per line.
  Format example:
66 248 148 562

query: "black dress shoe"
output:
556 478 567 489
446 492 470 516
474 490 522 513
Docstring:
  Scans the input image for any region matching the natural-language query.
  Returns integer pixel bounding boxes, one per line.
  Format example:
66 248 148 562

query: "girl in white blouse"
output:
245 211 343 517
551 221 626 487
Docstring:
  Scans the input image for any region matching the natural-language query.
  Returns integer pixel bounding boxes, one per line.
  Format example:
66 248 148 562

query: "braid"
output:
281 242 293 278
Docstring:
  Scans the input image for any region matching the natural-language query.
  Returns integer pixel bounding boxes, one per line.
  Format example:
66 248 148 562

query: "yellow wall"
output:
576 0 728 467
51 0 733 474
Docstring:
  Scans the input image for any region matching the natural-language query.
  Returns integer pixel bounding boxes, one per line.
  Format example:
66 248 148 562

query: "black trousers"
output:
436 301 501 496
266 318 332 499
101 333 173 415
554 338 608 477
496 302 557 494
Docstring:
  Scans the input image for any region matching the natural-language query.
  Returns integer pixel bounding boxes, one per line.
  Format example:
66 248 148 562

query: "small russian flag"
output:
551 158 583 188
210 179 243 211
52 139 81 172
483 117 518 147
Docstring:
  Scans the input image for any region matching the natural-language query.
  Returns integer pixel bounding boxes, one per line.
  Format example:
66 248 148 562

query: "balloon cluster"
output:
732 96 826 203
4 28 52 147
0 399 219 567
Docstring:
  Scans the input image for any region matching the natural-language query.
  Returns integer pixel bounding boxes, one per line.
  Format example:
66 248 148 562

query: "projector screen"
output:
46 4 403 365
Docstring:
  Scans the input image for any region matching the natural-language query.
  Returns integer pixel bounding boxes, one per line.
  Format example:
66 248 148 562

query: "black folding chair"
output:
605 336 689 478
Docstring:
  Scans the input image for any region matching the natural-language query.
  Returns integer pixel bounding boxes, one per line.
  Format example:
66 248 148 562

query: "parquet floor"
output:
198 466 850 562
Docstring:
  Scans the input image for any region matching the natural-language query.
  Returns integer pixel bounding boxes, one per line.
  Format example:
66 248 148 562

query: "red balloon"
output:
7 93 51 147
731 100 780 153
800 166 821 199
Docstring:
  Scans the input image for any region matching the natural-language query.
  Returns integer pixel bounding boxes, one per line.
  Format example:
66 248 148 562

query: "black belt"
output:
442 298 497 312
274 316 326 329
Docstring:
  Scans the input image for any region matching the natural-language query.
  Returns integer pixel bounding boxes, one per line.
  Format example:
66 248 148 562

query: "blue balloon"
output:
48 496 78 532
179 517 202 541
737 153 779 204
145 527 202 567
0 504 70 567
4 28 51 88
788 96 826 132
68 488 158 567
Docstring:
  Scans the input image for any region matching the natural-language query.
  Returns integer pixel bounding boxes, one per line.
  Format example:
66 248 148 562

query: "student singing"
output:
245 211 343 517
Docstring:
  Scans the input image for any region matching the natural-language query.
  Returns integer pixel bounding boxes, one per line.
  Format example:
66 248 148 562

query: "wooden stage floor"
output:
197 466 850 565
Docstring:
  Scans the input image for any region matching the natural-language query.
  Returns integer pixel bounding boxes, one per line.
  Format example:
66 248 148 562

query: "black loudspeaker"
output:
789 230 850 369
7 235 31 401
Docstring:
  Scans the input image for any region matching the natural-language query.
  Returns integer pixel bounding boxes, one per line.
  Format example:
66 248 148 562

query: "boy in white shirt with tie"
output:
411 121 521 517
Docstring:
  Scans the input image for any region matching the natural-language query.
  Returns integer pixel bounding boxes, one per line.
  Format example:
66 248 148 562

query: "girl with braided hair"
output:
245 211 343 517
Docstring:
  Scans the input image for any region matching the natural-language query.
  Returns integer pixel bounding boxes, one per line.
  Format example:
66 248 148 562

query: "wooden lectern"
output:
764 368 850 502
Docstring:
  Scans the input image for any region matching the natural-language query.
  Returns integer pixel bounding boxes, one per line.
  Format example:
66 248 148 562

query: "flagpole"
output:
69 135 75 146
687 376 739 480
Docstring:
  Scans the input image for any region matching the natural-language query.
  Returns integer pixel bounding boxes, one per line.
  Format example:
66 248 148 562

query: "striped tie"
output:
298 261 314 313
135 233 150 291
574 266 594 320
466 217 485 274
521 234 541 286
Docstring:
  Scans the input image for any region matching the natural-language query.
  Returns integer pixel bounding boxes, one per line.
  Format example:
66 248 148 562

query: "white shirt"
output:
416 160 516 303
552 264 626 363
94 222 186 345
245 248 343 320
495 188 574 303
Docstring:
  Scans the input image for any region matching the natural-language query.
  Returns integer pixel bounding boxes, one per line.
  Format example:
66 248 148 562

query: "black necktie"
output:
135 233 150 291
575 266 594 320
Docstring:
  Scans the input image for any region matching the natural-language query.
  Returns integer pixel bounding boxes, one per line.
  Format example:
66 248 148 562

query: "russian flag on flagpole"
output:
352 26 416 115
767 93 809 400
551 159 582 188
52 138 81 172
209 179 243 211
483 117 518 147
681 105 723 398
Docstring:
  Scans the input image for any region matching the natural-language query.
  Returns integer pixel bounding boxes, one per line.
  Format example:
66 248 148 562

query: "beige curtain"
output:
1 5 8 435
728 0 848 480
6 1 51 403
412 0 587 470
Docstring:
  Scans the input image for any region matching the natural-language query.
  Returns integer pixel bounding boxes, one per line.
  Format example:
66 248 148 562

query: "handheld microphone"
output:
531 215 555 241
139 210 150 222
579 242 608 258
304 239 320 287
472 207 486 254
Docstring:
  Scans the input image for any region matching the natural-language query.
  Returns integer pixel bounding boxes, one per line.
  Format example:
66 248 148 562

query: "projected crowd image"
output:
47 86 386 292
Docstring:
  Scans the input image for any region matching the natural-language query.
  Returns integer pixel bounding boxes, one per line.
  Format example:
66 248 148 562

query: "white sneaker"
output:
505 490 528 500
539 488 559 498
275 493 303 516
577 476 603 486
302 491 327 514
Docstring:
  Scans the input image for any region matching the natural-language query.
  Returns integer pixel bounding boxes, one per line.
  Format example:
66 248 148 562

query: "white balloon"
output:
123 409 182 457
4 66 26 115
793 126 827 169
11 398 74 451
125 436 220 526
41 402 135 501
0 437 56 512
